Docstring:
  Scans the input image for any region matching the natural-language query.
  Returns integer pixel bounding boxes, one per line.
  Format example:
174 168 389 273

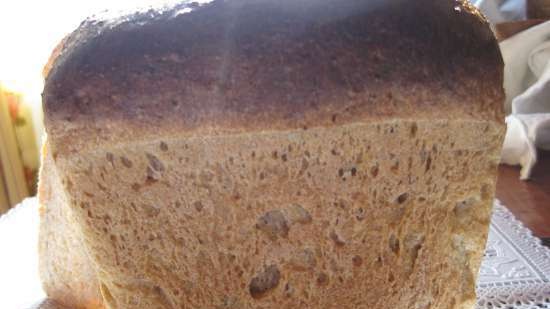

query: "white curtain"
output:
474 0 550 179
473 0 526 23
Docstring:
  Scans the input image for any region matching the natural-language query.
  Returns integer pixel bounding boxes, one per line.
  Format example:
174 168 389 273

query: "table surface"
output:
496 150 550 240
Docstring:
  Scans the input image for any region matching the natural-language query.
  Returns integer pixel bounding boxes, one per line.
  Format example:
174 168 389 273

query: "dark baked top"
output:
43 0 504 153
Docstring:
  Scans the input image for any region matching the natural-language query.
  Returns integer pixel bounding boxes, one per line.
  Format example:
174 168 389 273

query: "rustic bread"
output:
39 0 505 308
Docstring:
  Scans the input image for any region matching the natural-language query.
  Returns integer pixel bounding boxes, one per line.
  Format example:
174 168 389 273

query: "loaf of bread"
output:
39 0 505 308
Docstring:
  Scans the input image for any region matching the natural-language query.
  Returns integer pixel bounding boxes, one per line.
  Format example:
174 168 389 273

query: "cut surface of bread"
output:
51 120 502 309
39 0 505 308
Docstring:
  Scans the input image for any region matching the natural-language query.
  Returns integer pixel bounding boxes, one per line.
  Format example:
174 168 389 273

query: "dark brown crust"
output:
43 0 504 154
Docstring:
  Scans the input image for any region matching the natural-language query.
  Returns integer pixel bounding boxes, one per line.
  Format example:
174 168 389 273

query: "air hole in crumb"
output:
355 208 366 221
370 165 379 178
425 156 432 172
97 182 107 191
106 153 115 166
160 142 168 152
194 201 204 212
391 161 399 174
396 193 409 204
410 123 418 137
316 272 329 286
352 255 363 267
389 235 400 254
84 192 95 198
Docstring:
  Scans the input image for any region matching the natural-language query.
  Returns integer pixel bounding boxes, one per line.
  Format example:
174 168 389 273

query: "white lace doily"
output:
0 199 549 309
477 200 550 309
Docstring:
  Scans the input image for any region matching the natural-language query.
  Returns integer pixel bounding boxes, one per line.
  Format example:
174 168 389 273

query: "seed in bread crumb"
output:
289 248 316 270
329 230 346 247
256 210 289 239
249 265 280 299
146 153 165 172
287 204 312 224
147 166 162 181
120 156 133 168
160 142 168 152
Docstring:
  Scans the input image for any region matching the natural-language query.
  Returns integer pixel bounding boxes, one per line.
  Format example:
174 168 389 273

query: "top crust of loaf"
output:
43 0 504 154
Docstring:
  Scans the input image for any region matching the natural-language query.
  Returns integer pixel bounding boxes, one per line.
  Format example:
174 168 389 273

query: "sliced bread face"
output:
50 119 502 309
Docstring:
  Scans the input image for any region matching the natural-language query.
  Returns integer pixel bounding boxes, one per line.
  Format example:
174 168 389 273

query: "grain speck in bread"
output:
39 0 505 308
